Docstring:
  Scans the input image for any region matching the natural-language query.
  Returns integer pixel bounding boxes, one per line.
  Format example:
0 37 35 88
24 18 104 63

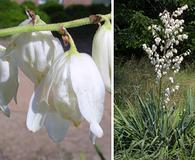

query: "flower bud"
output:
92 20 112 92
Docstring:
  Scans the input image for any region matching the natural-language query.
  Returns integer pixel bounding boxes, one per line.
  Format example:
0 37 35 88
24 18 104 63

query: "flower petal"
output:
14 31 63 85
70 53 105 139
10 17 64 85
45 112 69 143
0 55 19 111
26 83 47 132
0 105 10 117
40 55 82 125
92 24 112 92
0 46 10 83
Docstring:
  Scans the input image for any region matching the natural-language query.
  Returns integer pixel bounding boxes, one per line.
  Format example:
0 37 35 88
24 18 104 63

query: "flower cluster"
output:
0 11 112 144
142 5 191 106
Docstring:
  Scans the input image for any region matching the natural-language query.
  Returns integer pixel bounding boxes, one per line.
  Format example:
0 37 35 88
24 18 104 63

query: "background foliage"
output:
0 0 110 29
115 0 195 59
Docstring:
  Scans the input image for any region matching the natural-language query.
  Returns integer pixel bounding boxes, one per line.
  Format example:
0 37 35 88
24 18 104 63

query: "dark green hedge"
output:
0 0 110 28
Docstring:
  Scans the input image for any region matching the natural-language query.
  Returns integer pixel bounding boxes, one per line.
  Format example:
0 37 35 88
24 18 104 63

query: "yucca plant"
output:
114 89 195 159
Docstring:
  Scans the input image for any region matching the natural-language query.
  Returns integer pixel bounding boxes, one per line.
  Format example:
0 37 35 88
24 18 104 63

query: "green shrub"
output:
0 0 50 28
115 90 195 159
39 1 64 22
39 2 110 23
0 0 26 28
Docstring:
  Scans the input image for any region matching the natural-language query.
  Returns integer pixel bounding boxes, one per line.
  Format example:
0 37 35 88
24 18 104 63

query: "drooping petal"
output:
70 53 105 140
0 45 19 117
40 55 82 126
26 83 47 132
45 112 69 143
0 105 10 117
92 22 112 92
0 45 9 83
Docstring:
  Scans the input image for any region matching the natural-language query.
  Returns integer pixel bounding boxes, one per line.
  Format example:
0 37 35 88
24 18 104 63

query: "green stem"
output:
0 13 111 37
65 31 78 55
158 77 162 109
94 144 106 160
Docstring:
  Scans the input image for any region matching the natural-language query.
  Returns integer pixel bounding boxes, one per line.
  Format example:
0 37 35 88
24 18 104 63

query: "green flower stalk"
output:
0 14 111 37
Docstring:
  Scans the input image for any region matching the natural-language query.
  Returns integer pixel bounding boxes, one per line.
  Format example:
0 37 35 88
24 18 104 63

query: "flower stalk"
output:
143 5 190 107
0 13 111 37
59 27 78 55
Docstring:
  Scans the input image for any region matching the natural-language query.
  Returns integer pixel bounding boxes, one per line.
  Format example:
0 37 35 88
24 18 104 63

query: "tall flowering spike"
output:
27 30 105 143
7 15 64 85
92 19 112 92
0 45 19 117
143 5 190 107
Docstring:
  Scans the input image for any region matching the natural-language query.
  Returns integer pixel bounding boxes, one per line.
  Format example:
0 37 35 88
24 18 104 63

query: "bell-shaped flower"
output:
92 19 112 92
7 15 64 85
26 35 105 143
0 45 19 117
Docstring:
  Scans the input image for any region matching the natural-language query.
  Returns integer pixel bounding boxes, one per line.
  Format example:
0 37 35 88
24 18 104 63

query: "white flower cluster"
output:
164 85 179 104
142 5 191 106
0 12 112 144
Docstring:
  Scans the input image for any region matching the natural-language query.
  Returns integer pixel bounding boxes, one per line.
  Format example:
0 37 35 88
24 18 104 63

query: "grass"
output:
114 58 195 160
115 57 195 105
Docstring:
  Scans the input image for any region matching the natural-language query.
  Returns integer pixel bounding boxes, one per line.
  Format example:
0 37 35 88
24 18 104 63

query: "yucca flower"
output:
26 31 105 144
0 45 19 117
92 19 112 92
7 14 64 85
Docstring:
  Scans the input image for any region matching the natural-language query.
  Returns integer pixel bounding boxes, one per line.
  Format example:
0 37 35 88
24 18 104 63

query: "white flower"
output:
155 37 161 45
8 16 64 85
175 85 179 90
182 34 188 39
0 45 19 117
152 44 157 52
142 44 147 50
165 88 170 95
92 20 112 92
169 77 174 83
172 49 178 53
26 51 105 144
181 4 188 10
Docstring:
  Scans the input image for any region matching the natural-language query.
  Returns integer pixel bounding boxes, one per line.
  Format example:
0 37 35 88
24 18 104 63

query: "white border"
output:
111 0 114 159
